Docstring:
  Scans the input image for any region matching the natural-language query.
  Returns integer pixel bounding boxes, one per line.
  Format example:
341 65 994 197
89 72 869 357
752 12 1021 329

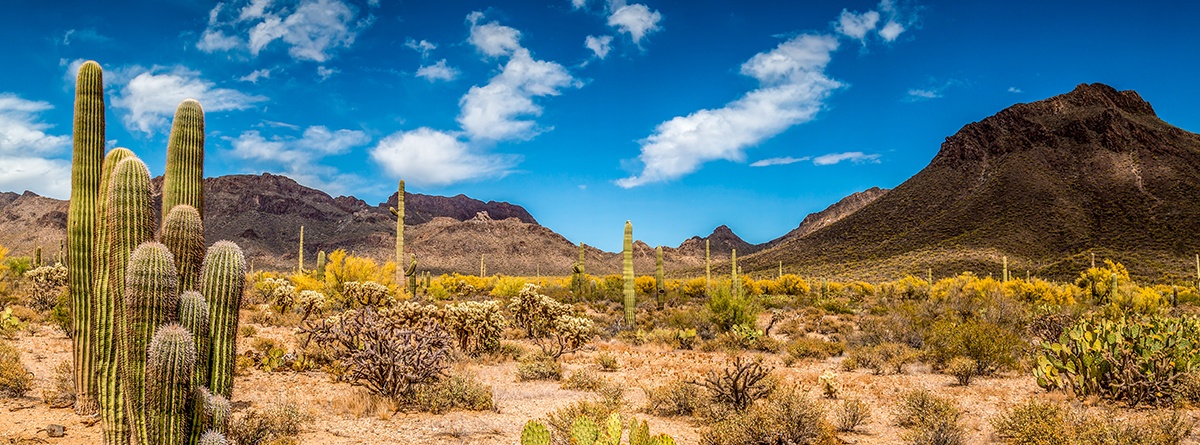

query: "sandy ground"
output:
3 320 1198 445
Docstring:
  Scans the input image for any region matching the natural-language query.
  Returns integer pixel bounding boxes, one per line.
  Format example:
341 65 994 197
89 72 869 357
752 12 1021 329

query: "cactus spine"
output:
297 225 304 273
390 180 405 288
145 324 195 445
68 59 104 416
162 99 205 221
201 241 245 398
94 148 136 444
655 246 664 309
161 205 204 291
198 431 228 445
623 221 634 327
123 242 181 445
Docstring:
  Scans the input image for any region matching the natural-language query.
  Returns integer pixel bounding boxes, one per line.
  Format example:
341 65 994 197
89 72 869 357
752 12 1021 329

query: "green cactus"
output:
297 225 304 273
35 246 42 267
161 204 204 291
146 323 196 445
480 253 486 278
405 254 419 297
93 147 136 444
123 241 181 445
315 250 326 277
197 431 228 445
705 239 711 292
68 59 105 416
179 291 210 391
655 246 665 310
204 391 231 434
162 99 205 221
1002 256 1009 282
201 241 246 399
520 420 551 445
731 248 739 298
571 242 585 296
623 220 634 327
601 413 622 445
190 386 230 444
390 180 405 288
571 416 600 445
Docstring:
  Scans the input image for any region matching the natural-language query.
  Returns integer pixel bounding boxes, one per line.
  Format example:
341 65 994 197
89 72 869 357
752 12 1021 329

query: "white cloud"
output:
0 94 72 198
585 35 613 59
460 13 580 141
467 11 522 58
876 0 912 42
415 59 459 82
316 65 338 80
112 66 267 134
229 125 371 195
835 9 880 41
239 68 272 83
749 156 810 167
618 34 841 188
197 0 372 63
906 88 940 100
607 3 662 45
1008 86 1022 93
405 38 436 58
370 128 517 186
905 79 960 102
572 0 588 9
879 21 905 41
812 151 880 165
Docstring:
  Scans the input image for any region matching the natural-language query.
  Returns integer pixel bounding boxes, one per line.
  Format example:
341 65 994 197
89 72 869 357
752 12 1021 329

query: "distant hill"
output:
745 83 1200 281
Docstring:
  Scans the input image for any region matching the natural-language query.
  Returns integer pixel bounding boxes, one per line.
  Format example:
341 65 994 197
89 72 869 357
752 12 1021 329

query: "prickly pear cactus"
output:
520 420 551 445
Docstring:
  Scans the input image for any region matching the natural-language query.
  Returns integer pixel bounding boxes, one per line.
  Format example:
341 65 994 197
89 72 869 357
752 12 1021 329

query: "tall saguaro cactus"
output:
93 148 136 444
201 241 246 398
68 59 104 416
145 324 196 445
162 99 205 220
390 180 405 287
161 205 204 291
123 242 181 445
655 246 665 310
297 225 304 273
178 291 211 391
731 249 739 298
623 221 634 327
705 239 711 292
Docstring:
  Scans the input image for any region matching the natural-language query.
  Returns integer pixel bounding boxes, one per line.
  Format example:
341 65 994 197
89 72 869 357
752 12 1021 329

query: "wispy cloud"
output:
197 0 376 63
405 38 436 58
61 28 111 45
905 78 961 102
316 65 338 81
750 156 810 167
0 94 72 198
1007 86 1022 93
239 68 272 83
415 59 459 82
229 125 372 195
585 35 613 59
112 66 267 135
812 151 880 166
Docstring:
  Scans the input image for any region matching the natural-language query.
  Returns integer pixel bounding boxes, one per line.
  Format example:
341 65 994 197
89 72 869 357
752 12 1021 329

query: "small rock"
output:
45 424 65 438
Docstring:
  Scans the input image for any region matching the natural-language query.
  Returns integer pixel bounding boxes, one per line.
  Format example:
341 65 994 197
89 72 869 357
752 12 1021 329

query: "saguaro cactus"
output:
316 250 327 277
655 246 665 309
68 59 104 416
201 241 246 398
1003 256 1009 282
162 99 205 220
731 249 739 298
623 221 634 327
93 148 136 444
480 253 486 278
572 242 586 296
390 180 405 287
297 225 304 273
705 239 711 292
161 205 204 291
146 324 196 445
178 291 211 390
123 241 181 445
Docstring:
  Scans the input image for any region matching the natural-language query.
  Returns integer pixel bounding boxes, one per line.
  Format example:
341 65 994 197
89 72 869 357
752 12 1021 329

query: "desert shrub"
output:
1035 313 1200 406
896 390 964 445
412 371 494 414
517 352 562 381
925 319 1022 375
675 328 698 350
491 275 527 298
945 356 977 386
442 300 507 356
991 399 1069 445
595 352 619 372
701 356 774 411
1006 278 1076 307
0 339 32 397
634 275 657 296
844 342 917 375
708 286 758 333
1074 260 1129 304
833 397 872 433
228 399 311 445
0 307 24 339
774 274 811 297
1027 311 1078 343
42 360 75 408
785 336 844 364
342 280 392 309
702 385 836 445
49 290 71 335
23 263 67 311
852 311 924 349
562 368 606 392
644 380 704 417
545 399 621 445
681 277 709 300
300 307 452 401
883 275 930 300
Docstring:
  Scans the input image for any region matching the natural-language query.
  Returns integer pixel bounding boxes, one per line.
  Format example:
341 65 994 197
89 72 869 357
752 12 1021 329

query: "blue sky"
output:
1 0 1198 252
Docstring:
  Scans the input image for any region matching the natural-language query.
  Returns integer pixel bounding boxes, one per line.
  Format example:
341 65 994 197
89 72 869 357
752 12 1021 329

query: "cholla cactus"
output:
443 300 507 356
24 264 68 311
296 290 326 321
259 277 297 313
508 284 594 358
343 280 391 308
819 370 840 399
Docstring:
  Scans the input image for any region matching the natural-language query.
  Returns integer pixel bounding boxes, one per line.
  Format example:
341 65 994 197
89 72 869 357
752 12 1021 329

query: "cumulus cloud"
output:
835 9 880 41
371 128 518 186
584 35 613 59
467 11 522 58
832 0 912 44
876 0 913 42
617 34 842 188
0 94 72 198
415 59 459 82
878 21 905 41
112 66 267 134
749 156 810 167
197 0 373 62
316 65 338 80
229 125 372 195
812 151 880 165
607 2 662 45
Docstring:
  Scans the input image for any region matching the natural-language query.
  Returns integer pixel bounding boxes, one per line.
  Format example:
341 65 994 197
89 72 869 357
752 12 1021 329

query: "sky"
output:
1 0 1198 252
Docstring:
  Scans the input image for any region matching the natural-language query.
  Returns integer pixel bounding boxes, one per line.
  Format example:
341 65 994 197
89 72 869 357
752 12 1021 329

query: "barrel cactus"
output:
123 241 181 445
146 324 196 445
201 241 246 398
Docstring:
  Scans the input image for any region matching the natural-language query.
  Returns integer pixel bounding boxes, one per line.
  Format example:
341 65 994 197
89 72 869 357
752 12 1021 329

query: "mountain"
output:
765 187 890 247
746 83 1200 281
675 225 758 258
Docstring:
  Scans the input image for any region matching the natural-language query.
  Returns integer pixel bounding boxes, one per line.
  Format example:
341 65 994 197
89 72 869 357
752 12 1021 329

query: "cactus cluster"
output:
66 61 242 445
520 413 675 445
622 221 635 327
443 300 507 356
